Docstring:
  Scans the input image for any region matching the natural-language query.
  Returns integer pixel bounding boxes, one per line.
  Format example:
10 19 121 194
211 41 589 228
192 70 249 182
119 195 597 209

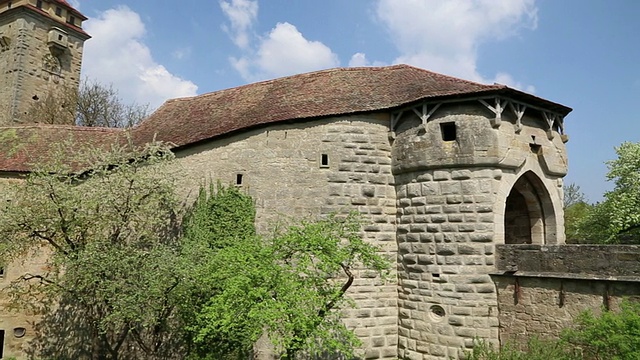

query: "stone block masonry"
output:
171 114 398 359
493 244 640 345
395 168 501 360
0 7 87 124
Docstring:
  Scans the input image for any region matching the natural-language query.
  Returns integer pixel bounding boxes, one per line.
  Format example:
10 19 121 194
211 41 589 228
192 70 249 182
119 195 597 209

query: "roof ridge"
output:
165 64 501 104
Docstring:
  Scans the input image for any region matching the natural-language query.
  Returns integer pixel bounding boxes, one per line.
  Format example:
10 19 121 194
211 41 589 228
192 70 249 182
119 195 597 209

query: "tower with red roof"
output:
0 0 90 125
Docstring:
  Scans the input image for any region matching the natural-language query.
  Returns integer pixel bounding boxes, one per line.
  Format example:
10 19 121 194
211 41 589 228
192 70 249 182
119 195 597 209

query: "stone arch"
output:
503 171 556 245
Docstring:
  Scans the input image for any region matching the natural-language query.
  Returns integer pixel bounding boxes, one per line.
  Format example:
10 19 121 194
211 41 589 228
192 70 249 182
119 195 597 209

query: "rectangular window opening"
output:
67 16 75 25
320 153 329 168
440 122 456 141
36 0 42 9
55 7 62 16
235 174 243 186
0 329 5 358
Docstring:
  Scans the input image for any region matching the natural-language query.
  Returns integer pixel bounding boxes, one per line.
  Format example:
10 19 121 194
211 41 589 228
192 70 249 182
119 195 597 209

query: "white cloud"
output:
494 72 536 93
220 0 258 49
220 1 339 81
81 6 198 110
348 52 387 68
349 53 369 67
374 0 537 90
229 22 339 81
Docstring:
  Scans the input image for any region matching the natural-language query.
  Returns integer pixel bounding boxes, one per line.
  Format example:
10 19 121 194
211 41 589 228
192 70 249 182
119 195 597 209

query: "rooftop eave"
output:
2 5 91 40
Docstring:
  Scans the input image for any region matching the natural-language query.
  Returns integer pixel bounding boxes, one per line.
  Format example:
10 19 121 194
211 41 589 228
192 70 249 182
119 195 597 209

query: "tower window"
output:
55 7 62 16
67 16 75 26
235 174 243 186
320 153 329 168
0 329 4 358
36 0 42 8
440 122 457 141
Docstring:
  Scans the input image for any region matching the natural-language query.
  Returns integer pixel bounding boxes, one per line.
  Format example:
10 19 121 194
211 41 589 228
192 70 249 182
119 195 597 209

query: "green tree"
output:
575 142 640 243
180 185 390 360
563 183 593 243
0 141 185 359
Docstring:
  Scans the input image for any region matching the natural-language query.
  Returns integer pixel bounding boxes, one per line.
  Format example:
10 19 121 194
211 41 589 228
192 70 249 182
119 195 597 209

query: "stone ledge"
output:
495 244 640 278
490 271 640 283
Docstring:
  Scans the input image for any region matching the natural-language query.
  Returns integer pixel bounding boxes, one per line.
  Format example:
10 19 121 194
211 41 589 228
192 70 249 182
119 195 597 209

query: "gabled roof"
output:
0 65 572 173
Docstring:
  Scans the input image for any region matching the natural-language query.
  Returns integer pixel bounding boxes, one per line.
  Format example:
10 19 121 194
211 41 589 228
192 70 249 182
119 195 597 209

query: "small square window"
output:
320 153 329 168
440 122 457 141
67 16 75 25
55 7 62 16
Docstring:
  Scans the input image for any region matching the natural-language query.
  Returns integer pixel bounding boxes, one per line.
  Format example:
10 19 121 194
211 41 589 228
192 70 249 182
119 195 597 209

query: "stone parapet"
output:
495 244 640 279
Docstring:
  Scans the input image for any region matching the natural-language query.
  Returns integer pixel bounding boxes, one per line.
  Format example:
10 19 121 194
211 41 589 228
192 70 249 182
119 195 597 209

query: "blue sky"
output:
72 0 640 202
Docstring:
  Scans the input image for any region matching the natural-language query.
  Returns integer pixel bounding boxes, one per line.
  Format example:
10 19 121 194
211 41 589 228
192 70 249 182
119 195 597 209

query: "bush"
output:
467 338 579 360
563 300 640 359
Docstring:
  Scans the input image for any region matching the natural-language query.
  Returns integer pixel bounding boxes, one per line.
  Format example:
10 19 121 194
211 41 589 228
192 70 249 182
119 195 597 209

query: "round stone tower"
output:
0 0 90 125
390 95 570 359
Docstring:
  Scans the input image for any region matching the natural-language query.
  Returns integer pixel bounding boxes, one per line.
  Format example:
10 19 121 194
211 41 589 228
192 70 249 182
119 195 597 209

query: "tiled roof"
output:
0 65 572 172
133 65 571 148
0 125 124 173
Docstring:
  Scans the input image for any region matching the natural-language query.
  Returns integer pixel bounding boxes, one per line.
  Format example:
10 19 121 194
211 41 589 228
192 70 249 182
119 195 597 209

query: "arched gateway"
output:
504 171 557 245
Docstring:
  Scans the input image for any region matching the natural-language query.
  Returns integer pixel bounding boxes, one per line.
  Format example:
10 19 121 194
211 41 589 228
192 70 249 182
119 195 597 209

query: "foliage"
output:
178 183 259 359
563 183 594 243
0 141 185 359
573 142 640 243
563 300 640 360
564 183 587 209
469 301 640 360
27 79 148 127
0 145 389 359
467 338 579 360
180 185 390 359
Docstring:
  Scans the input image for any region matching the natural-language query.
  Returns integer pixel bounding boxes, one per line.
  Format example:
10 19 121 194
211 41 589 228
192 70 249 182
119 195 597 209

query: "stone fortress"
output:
1 1 640 359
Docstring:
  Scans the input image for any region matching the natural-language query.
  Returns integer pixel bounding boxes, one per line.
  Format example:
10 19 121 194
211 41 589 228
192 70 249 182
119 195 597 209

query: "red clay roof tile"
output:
0 65 571 172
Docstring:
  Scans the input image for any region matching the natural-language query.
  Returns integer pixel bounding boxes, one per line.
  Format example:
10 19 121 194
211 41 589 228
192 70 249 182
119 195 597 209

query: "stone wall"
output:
172 114 399 359
493 244 640 344
0 8 86 124
395 167 501 360
392 101 567 359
